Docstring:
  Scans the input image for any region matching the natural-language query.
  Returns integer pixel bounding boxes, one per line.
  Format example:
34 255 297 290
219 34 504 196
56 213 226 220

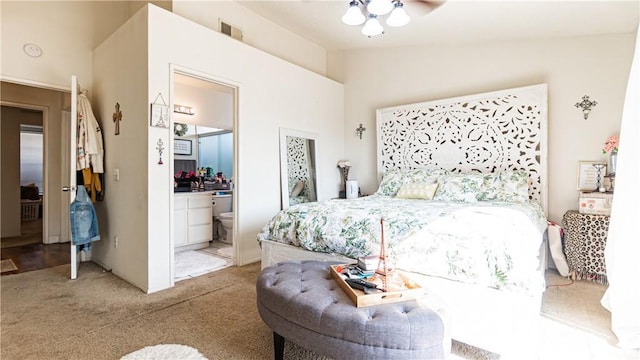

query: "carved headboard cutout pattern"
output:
377 84 547 207
287 136 311 197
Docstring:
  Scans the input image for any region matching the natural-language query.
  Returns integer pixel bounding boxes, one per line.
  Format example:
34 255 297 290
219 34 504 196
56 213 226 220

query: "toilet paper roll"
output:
346 180 359 199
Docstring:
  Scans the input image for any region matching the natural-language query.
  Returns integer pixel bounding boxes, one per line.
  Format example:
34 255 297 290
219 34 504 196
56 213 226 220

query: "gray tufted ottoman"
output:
256 260 446 360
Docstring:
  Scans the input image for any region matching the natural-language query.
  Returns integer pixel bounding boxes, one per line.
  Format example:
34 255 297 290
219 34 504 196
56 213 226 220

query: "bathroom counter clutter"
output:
174 190 232 196
174 190 216 195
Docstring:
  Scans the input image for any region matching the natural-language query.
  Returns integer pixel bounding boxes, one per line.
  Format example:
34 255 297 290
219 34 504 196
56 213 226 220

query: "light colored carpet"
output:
1 259 18 273
120 344 207 360
174 250 228 281
1 262 638 360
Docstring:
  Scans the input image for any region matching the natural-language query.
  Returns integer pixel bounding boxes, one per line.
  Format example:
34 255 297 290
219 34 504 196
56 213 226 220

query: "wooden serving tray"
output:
329 264 426 307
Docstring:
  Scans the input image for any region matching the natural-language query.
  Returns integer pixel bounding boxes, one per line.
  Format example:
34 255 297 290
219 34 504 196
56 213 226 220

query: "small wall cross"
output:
113 102 122 135
156 138 165 165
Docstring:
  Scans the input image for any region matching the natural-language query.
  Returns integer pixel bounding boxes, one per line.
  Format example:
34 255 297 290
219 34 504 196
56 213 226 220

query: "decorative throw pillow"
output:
476 170 530 203
375 168 448 197
290 181 305 197
395 182 439 200
477 173 503 201
498 170 530 203
374 169 405 196
433 173 483 202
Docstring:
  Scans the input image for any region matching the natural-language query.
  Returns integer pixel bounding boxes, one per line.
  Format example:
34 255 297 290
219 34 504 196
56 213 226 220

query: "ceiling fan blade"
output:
404 0 445 17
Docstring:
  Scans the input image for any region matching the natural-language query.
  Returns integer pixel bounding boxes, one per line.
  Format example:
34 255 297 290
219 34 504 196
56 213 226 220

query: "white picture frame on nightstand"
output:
577 161 607 191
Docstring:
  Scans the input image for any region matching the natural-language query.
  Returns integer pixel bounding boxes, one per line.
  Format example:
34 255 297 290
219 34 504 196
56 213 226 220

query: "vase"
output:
339 167 350 199
609 150 618 175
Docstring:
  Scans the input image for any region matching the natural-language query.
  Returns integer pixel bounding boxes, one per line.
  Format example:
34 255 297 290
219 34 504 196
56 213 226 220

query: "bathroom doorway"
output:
170 69 238 281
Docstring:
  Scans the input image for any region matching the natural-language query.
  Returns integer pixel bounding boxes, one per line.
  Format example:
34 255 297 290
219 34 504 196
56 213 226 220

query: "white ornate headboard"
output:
376 84 548 215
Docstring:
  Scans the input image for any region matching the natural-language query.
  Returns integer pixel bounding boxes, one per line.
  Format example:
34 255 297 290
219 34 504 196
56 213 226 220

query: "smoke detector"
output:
23 43 42 58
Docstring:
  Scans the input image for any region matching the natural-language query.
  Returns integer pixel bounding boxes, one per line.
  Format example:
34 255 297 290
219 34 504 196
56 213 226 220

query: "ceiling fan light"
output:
367 0 393 16
386 2 410 27
342 1 365 26
361 15 384 37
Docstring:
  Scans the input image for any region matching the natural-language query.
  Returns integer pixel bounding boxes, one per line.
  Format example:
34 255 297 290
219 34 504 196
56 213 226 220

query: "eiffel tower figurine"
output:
375 218 390 292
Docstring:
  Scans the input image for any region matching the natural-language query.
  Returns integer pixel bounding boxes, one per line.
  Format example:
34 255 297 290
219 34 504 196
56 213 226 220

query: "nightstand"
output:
561 210 610 284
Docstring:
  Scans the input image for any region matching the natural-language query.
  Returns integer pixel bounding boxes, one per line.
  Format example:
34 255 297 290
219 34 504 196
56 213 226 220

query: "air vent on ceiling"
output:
219 19 243 41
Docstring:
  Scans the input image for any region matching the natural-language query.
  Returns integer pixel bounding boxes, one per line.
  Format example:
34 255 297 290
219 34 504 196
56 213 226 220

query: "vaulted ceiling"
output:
235 0 640 50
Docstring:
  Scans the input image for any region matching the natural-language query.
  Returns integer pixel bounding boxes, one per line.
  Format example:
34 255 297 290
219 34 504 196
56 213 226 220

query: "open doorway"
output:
171 70 238 282
1 107 44 248
1 83 71 274
17 123 44 246
0 108 70 274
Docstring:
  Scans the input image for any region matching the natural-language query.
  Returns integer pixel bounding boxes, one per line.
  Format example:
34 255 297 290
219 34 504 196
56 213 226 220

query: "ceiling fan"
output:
341 0 445 37
404 0 445 17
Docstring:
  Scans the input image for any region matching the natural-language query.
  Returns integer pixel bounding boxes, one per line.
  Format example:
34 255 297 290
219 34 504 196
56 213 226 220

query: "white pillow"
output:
395 182 439 200
290 181 305 197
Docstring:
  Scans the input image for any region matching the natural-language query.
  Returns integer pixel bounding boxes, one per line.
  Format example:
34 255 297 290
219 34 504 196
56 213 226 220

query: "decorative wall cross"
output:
113 102 122 135
156 138 165 165
575 95 597 120
356 123 366 139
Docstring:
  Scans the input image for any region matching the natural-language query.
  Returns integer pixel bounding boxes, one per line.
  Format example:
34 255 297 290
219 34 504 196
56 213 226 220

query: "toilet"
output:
212 194 233 244
218 212 234 244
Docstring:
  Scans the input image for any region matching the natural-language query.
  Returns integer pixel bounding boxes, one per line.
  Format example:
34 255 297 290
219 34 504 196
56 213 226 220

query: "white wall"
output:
172 0 327 76
0 1 131 91
1 1 340 293
91 9 150 291
88 5 344 292
147 5 344 291
329 33 636 224
1 1 327 90
174 82 233 130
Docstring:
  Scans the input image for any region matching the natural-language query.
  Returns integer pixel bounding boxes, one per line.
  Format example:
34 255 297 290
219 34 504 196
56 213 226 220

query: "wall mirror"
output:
279 128 319 209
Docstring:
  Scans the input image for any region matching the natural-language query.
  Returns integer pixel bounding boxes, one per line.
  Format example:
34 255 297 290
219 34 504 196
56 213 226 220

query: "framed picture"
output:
174 139 192 155
577 161 607 191
150 103 169 128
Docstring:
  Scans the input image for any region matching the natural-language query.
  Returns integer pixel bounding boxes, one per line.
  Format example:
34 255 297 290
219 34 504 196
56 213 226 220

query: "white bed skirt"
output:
261 239 546 358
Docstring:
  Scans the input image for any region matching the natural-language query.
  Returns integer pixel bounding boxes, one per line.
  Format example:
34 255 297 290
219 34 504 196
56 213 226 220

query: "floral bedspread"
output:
257 195 548 295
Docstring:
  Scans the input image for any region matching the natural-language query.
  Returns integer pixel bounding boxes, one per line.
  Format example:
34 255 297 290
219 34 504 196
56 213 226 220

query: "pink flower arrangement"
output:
602 135 619 154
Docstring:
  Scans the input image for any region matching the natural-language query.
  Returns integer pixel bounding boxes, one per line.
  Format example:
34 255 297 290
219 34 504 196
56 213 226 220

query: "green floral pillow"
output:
375 168 449 197
477 170 530 203
433 173 484 202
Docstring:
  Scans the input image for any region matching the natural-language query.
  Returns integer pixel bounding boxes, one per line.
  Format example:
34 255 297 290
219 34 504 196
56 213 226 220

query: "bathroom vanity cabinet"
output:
174 192 213 251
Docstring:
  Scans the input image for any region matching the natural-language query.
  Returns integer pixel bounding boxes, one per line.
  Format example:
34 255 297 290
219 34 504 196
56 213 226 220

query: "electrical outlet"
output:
113 168 120 181
114 236 119 248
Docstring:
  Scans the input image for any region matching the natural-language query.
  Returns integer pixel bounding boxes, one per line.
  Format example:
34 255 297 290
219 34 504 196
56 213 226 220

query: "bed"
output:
258 84 549 356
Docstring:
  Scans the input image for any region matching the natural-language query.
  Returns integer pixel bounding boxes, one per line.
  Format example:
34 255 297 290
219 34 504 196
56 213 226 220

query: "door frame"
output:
0 100 50 243
169 64 240 285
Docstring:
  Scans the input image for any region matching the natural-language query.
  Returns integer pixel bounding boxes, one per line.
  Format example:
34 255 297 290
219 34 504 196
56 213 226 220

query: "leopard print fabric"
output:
561 210 609 285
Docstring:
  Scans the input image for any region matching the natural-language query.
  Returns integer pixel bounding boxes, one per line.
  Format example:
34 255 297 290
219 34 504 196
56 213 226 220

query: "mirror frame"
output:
279 128 319 210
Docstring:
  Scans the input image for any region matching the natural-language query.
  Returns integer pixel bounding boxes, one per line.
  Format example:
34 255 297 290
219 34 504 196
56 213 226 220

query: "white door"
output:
62 75 79 279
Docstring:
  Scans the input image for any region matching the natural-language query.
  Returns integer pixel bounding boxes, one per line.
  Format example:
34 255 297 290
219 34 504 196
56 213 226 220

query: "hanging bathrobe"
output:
70 185 100 250
77 93 105 201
